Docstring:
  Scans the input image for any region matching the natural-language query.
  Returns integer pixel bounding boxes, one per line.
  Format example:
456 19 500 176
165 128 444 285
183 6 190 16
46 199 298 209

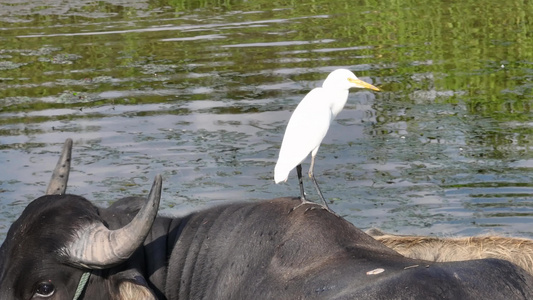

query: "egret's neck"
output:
328 89 350 119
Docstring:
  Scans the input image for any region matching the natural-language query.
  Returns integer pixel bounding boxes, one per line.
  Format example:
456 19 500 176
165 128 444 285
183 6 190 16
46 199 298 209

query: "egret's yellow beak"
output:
348 78 380 91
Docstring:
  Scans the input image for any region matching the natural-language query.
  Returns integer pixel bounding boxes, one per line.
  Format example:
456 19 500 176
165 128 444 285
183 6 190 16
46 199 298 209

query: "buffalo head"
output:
0 140 162 299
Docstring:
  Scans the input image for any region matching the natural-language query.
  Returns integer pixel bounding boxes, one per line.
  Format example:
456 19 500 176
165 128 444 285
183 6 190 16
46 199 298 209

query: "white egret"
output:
274 69 380 211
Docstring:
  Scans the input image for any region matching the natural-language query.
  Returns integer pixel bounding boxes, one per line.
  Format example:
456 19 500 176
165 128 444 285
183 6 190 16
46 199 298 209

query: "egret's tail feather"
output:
274 163 289 184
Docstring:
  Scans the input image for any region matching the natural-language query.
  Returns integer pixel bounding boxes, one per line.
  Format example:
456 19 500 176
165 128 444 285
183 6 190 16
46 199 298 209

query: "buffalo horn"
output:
46 138 73 195
63 175 162 268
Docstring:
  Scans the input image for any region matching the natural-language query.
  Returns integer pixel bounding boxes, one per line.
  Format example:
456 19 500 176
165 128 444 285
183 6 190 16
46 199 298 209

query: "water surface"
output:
1 0 533 241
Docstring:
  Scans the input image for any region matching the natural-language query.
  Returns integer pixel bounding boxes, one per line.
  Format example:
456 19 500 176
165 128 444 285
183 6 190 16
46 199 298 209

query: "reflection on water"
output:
1 0 533 241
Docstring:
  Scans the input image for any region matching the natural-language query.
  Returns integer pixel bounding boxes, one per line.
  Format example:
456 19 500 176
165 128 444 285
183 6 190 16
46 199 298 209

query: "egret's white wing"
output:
274 88 332 183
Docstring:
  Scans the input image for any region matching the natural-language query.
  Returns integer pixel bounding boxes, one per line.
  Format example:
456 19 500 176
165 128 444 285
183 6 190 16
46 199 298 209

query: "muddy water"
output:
1 0 533 241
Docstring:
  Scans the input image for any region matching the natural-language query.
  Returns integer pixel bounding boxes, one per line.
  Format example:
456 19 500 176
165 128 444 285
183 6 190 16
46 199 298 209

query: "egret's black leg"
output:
289 164 315 213
296 164 306 201
310 174 329 209
309 155 331 210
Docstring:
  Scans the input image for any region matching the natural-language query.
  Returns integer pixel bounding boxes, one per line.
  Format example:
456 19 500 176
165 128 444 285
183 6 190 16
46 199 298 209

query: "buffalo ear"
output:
110 270 157 300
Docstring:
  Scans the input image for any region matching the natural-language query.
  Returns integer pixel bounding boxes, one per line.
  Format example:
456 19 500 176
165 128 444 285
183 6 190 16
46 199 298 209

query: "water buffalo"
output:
1 139 533 299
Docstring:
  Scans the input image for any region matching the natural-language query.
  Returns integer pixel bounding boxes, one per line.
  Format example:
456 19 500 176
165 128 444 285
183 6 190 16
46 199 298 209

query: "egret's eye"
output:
35 282 55 298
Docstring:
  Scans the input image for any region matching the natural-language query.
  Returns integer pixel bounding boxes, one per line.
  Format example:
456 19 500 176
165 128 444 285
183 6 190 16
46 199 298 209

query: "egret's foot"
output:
304 205 325 212
288 198 339 216
322 204 341 217
306 203 337 212
305 201 340 217
288 198 315 214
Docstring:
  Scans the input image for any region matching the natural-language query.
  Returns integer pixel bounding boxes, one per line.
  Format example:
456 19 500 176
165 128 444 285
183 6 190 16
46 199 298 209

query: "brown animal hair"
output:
367 228 533 276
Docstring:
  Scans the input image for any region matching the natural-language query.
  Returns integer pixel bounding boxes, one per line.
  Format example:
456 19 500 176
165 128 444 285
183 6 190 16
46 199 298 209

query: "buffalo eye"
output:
35 282 55 298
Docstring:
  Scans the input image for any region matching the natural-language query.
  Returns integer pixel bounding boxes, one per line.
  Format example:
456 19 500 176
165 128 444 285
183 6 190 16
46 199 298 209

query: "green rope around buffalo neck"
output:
73 271 91 300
